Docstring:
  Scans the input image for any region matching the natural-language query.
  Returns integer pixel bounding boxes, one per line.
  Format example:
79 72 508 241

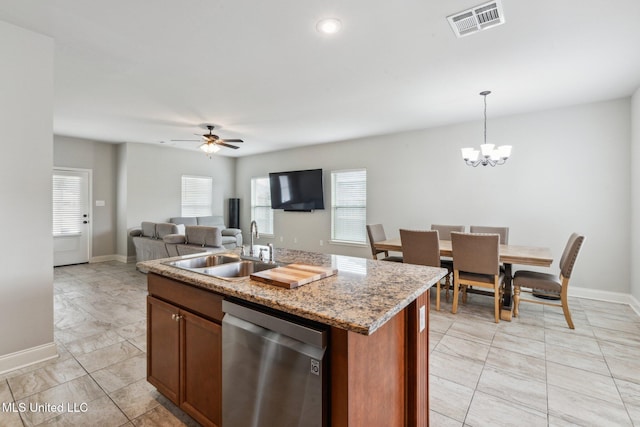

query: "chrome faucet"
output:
267 243 275 264
249 220 259 256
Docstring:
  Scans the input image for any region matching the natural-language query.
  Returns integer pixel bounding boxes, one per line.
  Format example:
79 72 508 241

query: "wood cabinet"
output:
147 272 430 427
147 274 223 427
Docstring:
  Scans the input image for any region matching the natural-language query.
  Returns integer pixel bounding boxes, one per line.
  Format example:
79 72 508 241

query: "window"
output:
331 169 367 244
181 175 213 217
52 174 83 236
251 177 274 235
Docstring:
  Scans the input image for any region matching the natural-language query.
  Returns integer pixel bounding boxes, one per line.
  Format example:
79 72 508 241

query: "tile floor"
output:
0 261 639 426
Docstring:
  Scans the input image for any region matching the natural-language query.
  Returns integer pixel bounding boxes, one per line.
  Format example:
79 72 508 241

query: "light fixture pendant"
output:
461 90 512 167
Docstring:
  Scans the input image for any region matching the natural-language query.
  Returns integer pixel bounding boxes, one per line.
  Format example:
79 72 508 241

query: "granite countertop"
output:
138 248 447 335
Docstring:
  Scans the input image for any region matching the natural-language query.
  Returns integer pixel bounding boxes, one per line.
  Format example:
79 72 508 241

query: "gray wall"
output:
117 142 236 259
237 98 631 295
632 87 640 305
0 21 55 367
54 135 118 259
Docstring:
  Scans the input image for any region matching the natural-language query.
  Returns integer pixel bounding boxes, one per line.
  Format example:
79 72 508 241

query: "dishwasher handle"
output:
223 300 326 348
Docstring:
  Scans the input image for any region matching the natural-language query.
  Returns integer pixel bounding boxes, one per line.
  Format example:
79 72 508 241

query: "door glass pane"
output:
52 174 82 236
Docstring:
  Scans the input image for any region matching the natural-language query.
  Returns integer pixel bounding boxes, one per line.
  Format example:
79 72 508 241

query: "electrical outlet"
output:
319 240 323 246
294 237 298 244
280 236 284 242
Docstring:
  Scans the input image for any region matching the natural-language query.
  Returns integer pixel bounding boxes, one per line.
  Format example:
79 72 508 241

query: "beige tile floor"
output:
0 261 639 426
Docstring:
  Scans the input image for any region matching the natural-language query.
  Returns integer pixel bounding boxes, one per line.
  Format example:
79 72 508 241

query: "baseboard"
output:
90 254 120 263
569 286 633 305
630 294 640 317
0 342 58 375
90 254 134 263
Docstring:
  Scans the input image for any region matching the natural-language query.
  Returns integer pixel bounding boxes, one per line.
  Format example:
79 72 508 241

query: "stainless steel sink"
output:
165 254 240 269
164 254 278 280
202 260 277 279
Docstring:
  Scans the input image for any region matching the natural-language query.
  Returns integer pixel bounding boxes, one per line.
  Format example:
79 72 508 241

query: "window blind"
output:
251 177 274 235
181 175 213 217
331 169 367 244
52 174 83 236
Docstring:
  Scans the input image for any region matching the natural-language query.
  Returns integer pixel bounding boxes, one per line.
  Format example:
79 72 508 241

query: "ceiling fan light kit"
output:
171 124 243 157
461 90 512 167
200 142 221 154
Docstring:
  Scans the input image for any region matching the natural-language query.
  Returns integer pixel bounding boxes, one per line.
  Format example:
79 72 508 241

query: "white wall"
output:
118 142 236 259
631 87 640 305
237 98 631 294
0 21 56 370
54 136 118 259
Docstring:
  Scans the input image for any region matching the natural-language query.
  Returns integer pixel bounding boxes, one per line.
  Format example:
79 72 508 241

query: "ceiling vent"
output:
447 0 505 38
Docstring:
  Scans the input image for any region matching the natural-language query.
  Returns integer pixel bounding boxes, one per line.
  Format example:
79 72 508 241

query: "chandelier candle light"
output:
461 91 512 167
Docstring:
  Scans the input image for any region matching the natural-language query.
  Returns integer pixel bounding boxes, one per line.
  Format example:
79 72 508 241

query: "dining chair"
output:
366 224 403 262
470 226 509 273
430 224 465 303
469 226 509 244
451 232 504 323
513 233 585 329
399 229 443 310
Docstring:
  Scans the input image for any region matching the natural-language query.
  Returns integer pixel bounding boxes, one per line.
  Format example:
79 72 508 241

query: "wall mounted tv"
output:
269 168 325 212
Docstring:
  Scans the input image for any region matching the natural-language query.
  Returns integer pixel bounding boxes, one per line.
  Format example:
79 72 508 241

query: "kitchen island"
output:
139 248 446 427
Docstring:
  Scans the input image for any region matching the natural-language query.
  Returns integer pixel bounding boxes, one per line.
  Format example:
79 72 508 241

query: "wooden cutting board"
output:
250 264 337 289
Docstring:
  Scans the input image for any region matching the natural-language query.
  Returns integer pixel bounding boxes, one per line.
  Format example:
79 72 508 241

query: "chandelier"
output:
461 91 512 167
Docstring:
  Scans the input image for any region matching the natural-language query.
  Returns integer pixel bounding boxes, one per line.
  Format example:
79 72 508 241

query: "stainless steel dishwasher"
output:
222 300 328 427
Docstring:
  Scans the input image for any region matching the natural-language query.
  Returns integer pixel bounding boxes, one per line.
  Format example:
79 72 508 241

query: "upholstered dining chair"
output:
430 224 465 303
451 232 504 323
513 233 585 329
366 224 403 262
469 226 509 244
400 229 443 309
470 226 509 273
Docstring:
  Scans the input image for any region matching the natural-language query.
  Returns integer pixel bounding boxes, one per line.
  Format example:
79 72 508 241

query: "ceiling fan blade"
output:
221 139 243 143
216 142 240 149
171 139 200 142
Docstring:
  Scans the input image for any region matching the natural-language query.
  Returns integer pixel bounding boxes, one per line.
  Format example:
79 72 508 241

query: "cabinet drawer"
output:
148 273 223 322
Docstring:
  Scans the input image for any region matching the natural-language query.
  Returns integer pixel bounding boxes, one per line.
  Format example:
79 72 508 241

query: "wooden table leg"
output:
500 263 513 321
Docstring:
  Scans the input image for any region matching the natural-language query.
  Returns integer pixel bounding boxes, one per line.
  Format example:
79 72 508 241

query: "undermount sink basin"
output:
166 254 240 269
202 260 277 279
165 254 278 280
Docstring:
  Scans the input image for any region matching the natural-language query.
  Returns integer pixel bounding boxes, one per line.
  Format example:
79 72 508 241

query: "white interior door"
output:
53 168 90 266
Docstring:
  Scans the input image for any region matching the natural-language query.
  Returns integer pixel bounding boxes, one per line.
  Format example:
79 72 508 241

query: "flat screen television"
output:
269 169 325 211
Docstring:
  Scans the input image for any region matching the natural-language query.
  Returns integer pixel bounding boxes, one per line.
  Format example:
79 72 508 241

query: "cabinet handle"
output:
171 313 182 322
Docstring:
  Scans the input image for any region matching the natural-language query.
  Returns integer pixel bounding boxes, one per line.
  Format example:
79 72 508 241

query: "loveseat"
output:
170 216 242 249
129 216 242 262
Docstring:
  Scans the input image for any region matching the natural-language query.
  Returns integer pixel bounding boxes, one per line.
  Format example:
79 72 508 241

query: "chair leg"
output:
444 273 451 302
493 281 500 323
452 272 459 314
513 286 520 318
436 281 441 311
561 294 575 329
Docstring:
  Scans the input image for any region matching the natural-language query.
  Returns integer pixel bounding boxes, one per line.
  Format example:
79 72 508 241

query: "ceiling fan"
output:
172 125 243 154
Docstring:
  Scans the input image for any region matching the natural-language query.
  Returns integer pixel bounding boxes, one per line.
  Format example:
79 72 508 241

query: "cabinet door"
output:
147 296 180 404
180 310 222 427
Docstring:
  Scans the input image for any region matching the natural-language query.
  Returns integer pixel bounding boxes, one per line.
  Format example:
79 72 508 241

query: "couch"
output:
169 216 242 249
129 216 242 262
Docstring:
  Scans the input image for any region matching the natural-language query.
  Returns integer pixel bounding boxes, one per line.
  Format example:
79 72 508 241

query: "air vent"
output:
447 0 505 38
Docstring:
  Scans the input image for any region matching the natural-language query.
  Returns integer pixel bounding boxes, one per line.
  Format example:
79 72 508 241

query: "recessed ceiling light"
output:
316 18 342 35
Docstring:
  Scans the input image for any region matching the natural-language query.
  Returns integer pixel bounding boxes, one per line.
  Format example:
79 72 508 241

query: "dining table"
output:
374 238 553 321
